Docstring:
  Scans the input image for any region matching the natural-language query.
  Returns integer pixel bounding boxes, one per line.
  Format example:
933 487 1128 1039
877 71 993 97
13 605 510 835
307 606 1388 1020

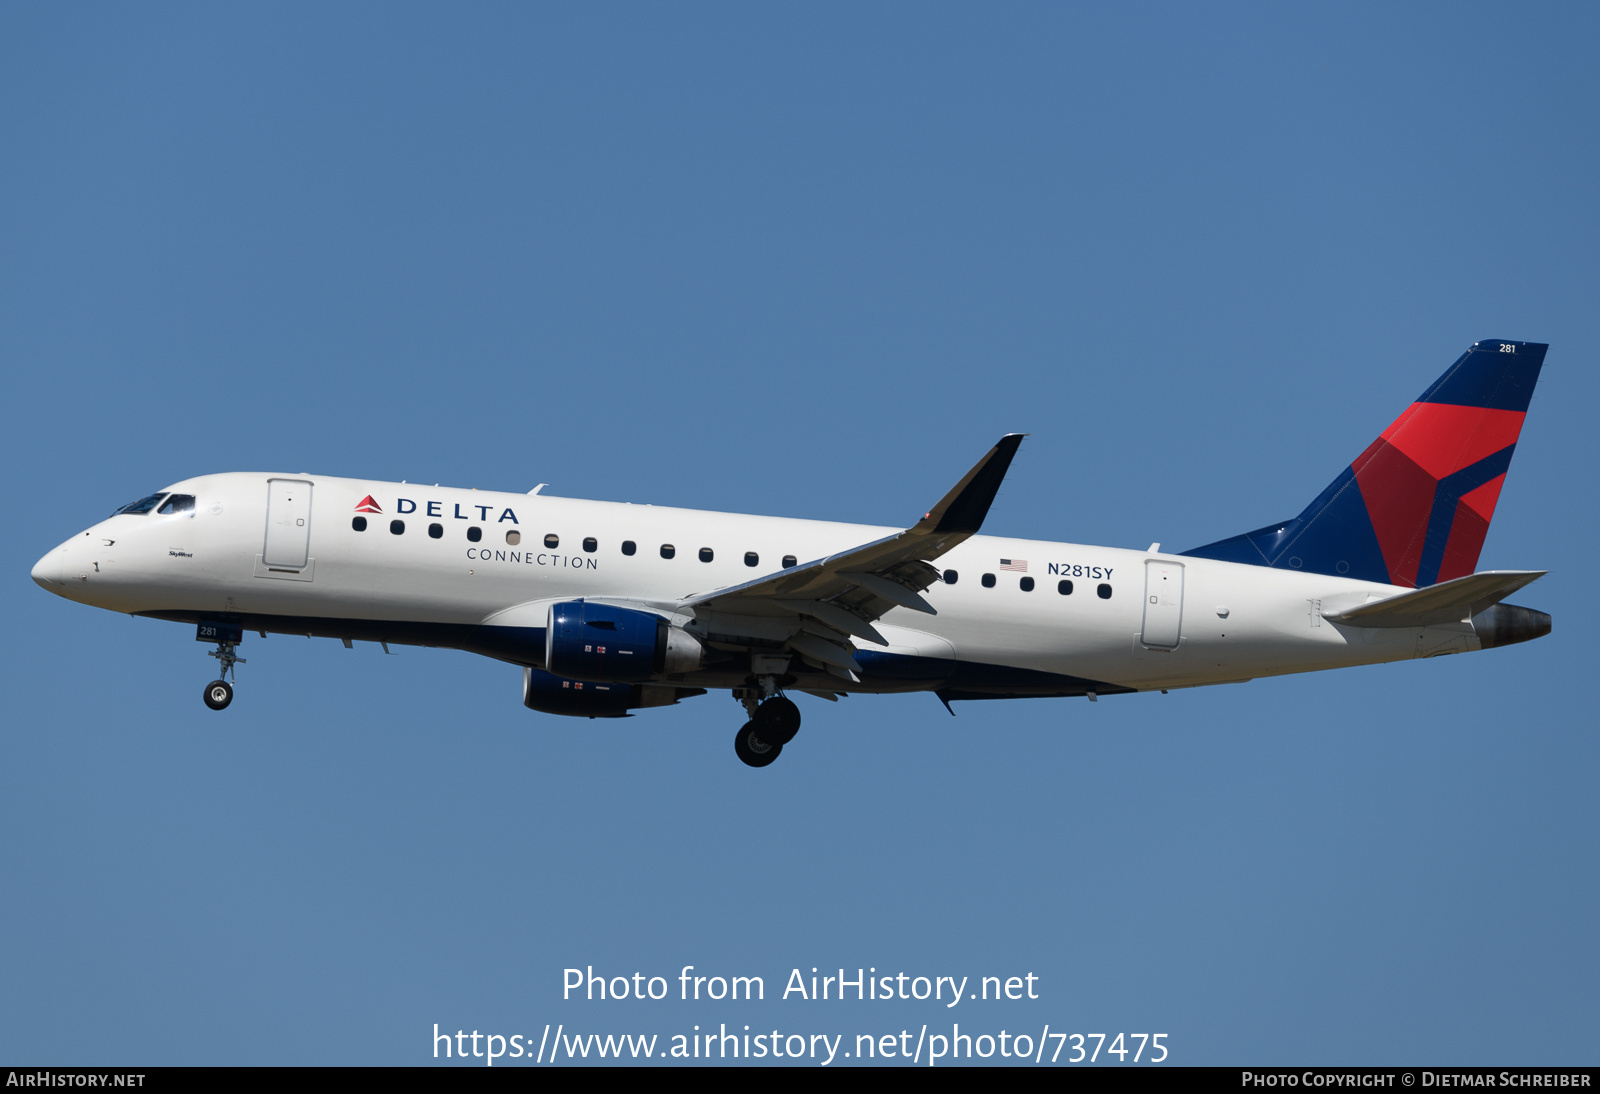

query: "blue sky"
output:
2 3 1595 1065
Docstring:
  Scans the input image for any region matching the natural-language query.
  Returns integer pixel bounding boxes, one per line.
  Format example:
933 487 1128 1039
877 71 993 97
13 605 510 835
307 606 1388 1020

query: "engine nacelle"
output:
545 600 703 681
522 667 704 719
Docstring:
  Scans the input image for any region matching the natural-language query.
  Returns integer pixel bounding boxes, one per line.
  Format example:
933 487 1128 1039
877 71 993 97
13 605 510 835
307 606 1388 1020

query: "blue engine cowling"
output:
522 667 705 719
545 601 668 682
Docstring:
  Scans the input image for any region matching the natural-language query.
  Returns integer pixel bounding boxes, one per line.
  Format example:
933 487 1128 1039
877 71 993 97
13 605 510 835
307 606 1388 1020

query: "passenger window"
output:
782 555 797 568
1097 583 1113 599
661 544 676 559
944 570 959 584
352 516 367 532
1020 576 1034 592
544 533 558 548
621 540 637 556
507 531 522 545
699 547 714 563
158 494 195 515
429 523 443 539
467 527 482 542
113 493 167 516
981 573 996 588
1058 579 1073 595
583 537 598 553
390 520 405 535
744 551 759 567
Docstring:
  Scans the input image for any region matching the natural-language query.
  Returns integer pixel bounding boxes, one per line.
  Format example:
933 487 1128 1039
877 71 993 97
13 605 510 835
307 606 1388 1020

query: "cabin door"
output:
1141 560 1184 649
263 479 313 569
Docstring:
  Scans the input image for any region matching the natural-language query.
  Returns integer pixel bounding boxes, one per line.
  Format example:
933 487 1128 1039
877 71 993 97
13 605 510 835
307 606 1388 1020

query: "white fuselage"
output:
33 472 1481 699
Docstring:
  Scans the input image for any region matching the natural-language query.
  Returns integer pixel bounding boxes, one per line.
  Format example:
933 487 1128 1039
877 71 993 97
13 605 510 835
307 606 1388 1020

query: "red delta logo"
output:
354 495 383 514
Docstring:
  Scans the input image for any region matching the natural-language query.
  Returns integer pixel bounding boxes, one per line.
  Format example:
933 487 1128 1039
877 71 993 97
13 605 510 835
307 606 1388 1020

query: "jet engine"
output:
545 600 703 682
521 667 704 718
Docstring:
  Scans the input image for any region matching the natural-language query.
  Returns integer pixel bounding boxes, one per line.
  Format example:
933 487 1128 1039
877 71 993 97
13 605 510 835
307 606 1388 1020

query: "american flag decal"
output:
1000 558 1028 572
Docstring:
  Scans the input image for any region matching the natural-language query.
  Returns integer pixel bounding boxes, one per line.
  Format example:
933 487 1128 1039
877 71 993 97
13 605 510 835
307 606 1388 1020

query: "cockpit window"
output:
114 493 168 515
158 494 195 515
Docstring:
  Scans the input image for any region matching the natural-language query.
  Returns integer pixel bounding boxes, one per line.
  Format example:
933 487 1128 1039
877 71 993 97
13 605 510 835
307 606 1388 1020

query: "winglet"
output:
914 434 1026 536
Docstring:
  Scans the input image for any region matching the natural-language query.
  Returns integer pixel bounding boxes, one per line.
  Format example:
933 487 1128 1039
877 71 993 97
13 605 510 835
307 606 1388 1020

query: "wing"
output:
677 434 1024 679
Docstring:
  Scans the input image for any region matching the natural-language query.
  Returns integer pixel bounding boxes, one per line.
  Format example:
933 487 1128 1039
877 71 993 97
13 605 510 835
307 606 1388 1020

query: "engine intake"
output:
545 600 703 681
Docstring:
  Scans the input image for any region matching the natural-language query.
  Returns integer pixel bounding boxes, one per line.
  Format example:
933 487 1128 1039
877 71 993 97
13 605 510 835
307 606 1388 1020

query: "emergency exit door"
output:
1141 560 1184 648
262 479 313 569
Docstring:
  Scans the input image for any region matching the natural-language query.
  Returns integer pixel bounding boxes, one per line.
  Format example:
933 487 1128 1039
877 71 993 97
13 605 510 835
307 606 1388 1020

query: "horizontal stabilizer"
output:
1322 570 1546 629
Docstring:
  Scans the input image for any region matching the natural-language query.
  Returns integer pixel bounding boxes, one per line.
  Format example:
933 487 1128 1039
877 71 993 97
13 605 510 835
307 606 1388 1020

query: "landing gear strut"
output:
202 634 245 711
732 675 802 767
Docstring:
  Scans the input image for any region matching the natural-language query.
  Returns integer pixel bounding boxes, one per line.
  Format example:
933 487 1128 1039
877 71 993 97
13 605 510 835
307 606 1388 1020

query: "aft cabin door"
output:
263 479 313 569
1141 560 1184 649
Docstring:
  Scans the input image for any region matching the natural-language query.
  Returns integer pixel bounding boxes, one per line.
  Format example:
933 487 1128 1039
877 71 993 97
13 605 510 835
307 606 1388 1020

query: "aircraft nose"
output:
32 546 63 588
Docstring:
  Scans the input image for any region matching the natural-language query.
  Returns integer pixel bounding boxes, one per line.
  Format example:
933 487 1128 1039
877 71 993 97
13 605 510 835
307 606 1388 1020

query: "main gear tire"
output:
754 696 801 745
734 721 782 767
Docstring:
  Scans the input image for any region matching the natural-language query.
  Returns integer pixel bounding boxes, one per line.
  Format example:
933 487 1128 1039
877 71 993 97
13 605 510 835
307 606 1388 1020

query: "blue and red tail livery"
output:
1183 340 1547 587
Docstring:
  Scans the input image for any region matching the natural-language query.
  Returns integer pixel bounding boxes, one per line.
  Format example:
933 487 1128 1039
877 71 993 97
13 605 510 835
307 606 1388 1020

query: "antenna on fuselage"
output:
529 484 548 495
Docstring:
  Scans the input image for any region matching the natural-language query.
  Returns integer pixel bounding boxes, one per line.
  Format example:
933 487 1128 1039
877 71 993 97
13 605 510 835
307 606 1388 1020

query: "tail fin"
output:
1183 339 1546 588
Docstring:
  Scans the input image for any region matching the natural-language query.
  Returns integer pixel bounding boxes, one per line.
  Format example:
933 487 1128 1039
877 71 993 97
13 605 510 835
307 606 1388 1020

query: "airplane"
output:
32 339 1551 767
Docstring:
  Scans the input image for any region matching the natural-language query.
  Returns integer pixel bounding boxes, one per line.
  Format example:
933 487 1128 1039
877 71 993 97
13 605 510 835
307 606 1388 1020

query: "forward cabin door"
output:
1141 560 1184 648
262 479 313 569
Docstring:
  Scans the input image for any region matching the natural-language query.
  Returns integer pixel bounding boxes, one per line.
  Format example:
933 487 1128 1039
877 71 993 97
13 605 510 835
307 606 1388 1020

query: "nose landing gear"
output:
197 621 245 711
731 676 802 767
203 678 234 711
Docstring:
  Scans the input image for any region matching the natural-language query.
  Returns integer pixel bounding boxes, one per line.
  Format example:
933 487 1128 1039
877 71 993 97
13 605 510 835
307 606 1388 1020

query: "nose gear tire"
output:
203 680 234 711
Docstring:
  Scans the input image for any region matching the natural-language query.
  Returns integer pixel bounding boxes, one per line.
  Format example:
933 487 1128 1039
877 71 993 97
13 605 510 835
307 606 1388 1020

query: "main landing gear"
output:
732 677 802 768
200 625 246 711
